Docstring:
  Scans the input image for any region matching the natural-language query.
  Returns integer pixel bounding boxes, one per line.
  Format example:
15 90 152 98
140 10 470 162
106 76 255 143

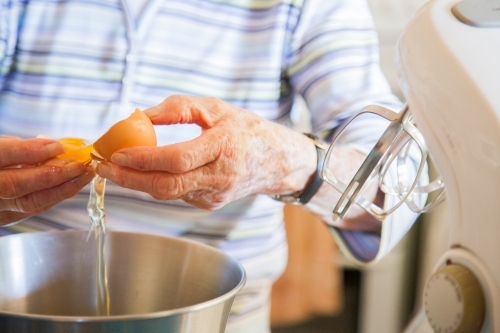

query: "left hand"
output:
0 136 94 225
96 95 317 210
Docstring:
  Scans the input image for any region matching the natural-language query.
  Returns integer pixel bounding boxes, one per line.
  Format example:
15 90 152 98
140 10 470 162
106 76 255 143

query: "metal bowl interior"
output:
0 230 245 320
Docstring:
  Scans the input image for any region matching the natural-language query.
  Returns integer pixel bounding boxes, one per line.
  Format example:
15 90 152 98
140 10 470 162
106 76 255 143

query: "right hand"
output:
0 136 95 226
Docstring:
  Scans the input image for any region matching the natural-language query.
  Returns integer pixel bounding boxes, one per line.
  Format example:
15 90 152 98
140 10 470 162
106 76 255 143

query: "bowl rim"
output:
0 230 247 322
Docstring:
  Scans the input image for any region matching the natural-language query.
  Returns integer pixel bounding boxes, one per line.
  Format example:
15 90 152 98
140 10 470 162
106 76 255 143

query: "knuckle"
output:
212 193 229 206
150 174 184 200
0 172 21 199
205 97 224 115
204 191 228 210
168 94 189 111
167 94 183 104
149 175 163 199
169 150 193 173
13 195 37 213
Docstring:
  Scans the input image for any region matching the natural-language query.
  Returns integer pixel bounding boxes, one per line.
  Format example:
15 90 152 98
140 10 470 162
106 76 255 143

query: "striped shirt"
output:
0 0 420 331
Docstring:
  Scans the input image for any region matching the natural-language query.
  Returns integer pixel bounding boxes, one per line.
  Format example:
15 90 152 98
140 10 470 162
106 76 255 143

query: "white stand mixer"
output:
397 0 500 331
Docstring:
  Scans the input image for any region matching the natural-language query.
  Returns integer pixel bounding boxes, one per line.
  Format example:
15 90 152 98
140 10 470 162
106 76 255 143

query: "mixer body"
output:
397 0 500 331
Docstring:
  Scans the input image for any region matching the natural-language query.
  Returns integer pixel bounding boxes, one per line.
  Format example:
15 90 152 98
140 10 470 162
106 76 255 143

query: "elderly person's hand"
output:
0 136 95 226
96 95 318 210
96 95 382 231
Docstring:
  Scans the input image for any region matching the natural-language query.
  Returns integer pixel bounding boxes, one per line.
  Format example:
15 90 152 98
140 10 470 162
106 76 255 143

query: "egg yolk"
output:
57 137 93 165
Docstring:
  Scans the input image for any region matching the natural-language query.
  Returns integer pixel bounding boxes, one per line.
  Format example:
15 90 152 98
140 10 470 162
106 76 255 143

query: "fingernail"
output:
43 142 64 156
111 152 128 165
144 106 161 118
63 161 85 179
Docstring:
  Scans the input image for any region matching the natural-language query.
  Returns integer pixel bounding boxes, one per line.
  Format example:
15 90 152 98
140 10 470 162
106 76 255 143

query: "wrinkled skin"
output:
97 95 381 231
0 136 95 226
97 95 317 210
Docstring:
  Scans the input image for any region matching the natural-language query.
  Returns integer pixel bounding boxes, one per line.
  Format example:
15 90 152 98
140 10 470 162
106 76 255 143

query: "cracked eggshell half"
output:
93 109 157 161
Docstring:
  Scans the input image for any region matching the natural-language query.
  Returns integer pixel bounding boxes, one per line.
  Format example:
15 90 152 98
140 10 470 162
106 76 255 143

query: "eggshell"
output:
93 109 157 161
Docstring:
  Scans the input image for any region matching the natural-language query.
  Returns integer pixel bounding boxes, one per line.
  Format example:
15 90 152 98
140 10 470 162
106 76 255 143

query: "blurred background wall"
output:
369 0 428 99
271 0 451 332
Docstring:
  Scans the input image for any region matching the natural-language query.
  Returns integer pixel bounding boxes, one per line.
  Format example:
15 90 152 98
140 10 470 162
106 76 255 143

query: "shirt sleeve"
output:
286 0 402 134
285 0 426 265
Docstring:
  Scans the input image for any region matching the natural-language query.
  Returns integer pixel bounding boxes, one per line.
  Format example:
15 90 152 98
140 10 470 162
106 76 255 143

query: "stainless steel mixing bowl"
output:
0 230 246 333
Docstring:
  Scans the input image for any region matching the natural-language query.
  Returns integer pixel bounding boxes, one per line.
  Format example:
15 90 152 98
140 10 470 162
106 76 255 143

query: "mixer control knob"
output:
424 264 485 333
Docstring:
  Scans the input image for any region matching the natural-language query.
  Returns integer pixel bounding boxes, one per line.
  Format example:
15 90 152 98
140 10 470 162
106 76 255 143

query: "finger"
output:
144 95 222 129
98 162 235 210
0 135 21 140
0 159 87 199
97 162 188 200
0 204 57 226
0 138 64 168
0 210 33 226
110 132 222 173
0 170 95 213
